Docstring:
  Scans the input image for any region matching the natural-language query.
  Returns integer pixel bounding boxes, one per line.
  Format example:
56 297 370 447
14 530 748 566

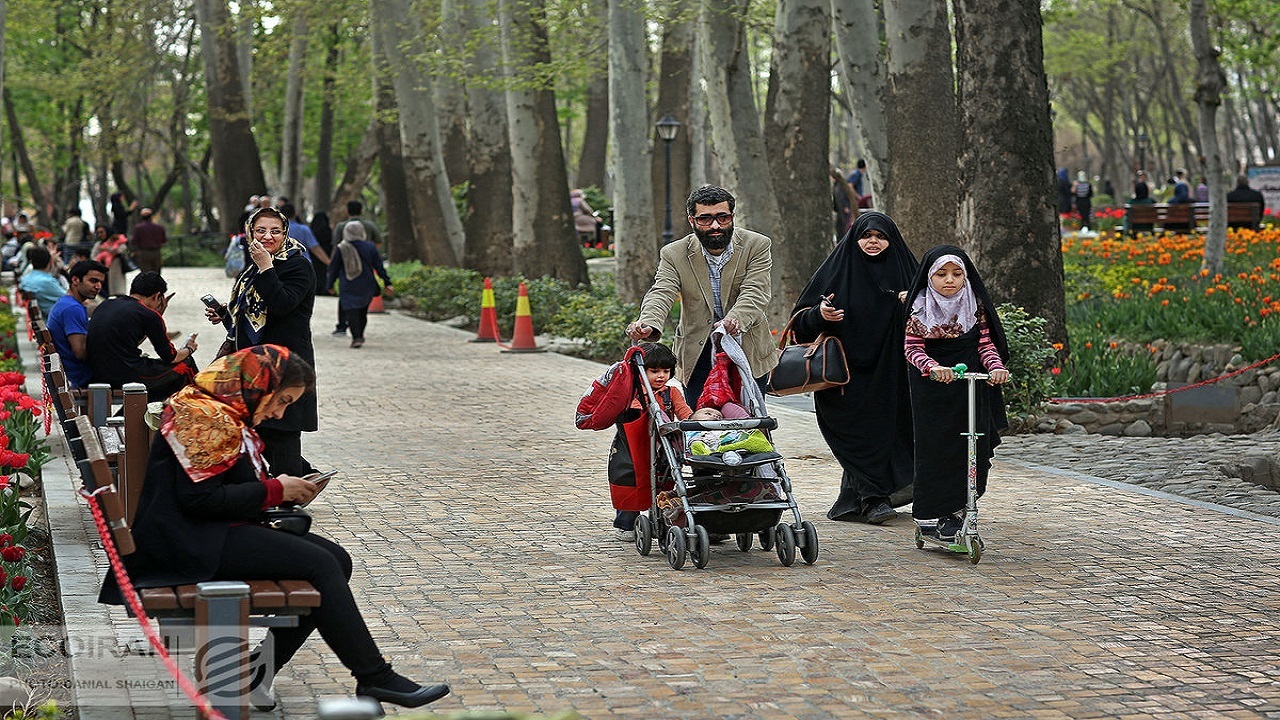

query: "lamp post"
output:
655 115 681 245
1136 133 1148 174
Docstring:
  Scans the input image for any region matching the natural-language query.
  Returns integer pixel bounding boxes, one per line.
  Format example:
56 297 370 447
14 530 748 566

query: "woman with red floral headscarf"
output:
99 345 450 710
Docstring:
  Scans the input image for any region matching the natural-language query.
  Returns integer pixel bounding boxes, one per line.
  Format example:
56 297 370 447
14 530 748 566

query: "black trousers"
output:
336 301 347 331
344 307 369 341
256 427 314 477
216 525 390 680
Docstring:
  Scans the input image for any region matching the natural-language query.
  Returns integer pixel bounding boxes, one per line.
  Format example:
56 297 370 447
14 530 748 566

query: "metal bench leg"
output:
195 581 251 720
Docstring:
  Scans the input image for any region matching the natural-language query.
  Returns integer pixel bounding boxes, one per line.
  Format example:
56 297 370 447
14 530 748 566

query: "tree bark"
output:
313 23 341 216
236 0 254 122
460 0 514 276
498 0 588 285
765 0 831 312
438 0 472 186
280 11 309 210
1190 0 1228 274
576 74 609 190
650 2 693 254
367 25 417 263
700 0 785 323
329 119 380 223
610 0 657 304
3 89 51 227
832 0 889 215
371 0 464 266
193 0 267 232
954 0 1066 344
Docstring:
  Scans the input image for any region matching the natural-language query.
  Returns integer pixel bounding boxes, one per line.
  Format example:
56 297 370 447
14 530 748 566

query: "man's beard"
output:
695 224 733 251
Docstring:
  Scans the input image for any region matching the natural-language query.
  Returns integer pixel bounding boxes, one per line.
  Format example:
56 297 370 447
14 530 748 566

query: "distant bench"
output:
1124 202 1262 234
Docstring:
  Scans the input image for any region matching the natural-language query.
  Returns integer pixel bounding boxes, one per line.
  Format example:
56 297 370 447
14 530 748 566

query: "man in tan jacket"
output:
626 185 778 405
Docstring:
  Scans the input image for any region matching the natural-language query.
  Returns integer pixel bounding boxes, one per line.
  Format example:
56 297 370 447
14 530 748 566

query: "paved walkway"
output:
37 268 1280 719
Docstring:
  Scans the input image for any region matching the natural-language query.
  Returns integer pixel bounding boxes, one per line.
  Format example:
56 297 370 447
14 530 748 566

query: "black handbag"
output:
764 312 850 396
262 506 312 536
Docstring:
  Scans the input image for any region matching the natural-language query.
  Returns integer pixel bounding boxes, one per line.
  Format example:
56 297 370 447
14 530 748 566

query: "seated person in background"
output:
46 260 107 388
19 247 68 310
97 345 450 710
1226 174 1266 230
86 271 197 401
1123 180 1156 234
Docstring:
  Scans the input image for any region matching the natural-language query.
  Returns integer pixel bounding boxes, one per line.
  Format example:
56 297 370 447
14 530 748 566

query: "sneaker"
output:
614 529 635 542
936 514 962 539
351 339 364 348
866 502 898 525
331 328 347 336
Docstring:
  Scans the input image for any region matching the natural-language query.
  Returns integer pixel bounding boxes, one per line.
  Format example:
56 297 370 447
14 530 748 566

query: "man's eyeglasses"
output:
691 213 733 228
253 228 285 237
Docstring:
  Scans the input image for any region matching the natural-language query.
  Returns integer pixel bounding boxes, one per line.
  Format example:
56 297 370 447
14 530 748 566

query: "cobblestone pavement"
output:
54 268 1280 719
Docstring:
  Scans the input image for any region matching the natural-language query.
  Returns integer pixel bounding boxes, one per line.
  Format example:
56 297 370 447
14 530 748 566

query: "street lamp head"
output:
655 115 681 143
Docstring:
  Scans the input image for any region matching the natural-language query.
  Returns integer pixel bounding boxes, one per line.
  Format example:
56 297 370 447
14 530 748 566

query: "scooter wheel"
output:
967 538 982 565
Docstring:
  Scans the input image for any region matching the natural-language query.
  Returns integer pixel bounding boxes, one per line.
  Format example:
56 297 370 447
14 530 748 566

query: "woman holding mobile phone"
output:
207 206 318 477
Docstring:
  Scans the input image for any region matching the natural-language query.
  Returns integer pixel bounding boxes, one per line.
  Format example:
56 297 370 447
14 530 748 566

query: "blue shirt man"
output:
18 247 67 310
46 260 108 388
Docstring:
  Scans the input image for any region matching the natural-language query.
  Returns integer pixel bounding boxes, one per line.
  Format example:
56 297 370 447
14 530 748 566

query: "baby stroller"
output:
632 329 817 570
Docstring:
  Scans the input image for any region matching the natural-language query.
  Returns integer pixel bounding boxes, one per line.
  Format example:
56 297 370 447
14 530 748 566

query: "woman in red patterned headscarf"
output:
99 345 450 710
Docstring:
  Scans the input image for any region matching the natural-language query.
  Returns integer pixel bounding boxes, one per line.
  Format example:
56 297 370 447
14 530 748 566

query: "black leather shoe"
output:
355 682 450 708
865 502 898 525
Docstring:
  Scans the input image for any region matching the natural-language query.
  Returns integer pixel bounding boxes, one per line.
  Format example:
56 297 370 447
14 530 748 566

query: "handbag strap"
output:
776 310 806 350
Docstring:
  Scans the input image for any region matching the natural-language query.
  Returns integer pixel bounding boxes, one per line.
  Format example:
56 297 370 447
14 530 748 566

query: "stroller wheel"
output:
734 533 752 552
665 527 687 570
775 523 797 567
635 516 653 556
690 526 711 569
799 521 819 565
758 528 776 552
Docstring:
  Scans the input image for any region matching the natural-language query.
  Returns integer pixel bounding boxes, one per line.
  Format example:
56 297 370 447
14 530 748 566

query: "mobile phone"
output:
200 294 225 313
306 470 339 485
183 332 197 347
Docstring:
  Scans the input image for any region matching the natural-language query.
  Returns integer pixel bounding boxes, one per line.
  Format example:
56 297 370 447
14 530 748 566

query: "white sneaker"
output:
614 529 635 542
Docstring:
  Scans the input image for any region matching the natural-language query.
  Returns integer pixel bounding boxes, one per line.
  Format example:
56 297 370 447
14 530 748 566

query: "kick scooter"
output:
914 363 991 565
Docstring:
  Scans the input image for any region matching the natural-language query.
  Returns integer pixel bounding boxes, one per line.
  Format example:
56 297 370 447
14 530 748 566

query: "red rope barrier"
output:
1049 350 1280 404
79 487 226 720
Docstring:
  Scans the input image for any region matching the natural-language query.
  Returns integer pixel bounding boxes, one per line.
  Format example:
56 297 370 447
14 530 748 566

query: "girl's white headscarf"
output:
910 254 978 335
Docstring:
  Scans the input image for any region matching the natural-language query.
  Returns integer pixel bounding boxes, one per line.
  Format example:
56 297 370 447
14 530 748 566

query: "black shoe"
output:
865 502 898 525
936 514 962 539
355 682 450 708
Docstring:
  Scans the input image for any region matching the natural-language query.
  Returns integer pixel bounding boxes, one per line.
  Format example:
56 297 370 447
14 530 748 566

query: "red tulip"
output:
10 576 26 591
0 533 13 548
2 546 26 562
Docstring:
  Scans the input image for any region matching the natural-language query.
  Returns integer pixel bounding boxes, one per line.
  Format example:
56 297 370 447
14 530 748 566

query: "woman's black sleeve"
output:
173 455 270 521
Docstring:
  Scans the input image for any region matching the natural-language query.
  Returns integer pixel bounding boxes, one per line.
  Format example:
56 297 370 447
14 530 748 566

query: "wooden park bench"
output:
46 353 321 720
1124 202 1264 234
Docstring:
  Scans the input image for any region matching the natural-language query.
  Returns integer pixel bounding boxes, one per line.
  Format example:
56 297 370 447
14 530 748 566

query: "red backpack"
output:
574 346 642 431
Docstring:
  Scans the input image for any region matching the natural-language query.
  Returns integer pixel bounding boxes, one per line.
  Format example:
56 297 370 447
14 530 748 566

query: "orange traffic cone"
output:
471 277 502 343
500 282 545 353
368 294 386 313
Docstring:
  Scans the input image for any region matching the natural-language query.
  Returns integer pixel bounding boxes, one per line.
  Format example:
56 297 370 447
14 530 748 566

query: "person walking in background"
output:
830 167 857 240
209 206 317 477
60 207 92 261
109 192 137 236
282 203 331 267
327 222 392 349
333 201 382 336
1056 168 1073 219
625 185 778 405
903 246 1010 541
130 208 168 274
847 159 871 207
790 211 918 525
91 225 132 297
1072 171 1093 229
311 211 335 295
571 189 602 247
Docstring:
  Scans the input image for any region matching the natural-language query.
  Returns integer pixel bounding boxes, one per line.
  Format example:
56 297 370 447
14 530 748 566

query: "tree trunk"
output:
498 0 588 285
367 27 417 263
1190 0 1228 275
329 120 379 222
610 0 657 304
280 11 309 210
650 3 693 255
765 0 831 312
313 24 340 216
4 89 51 227
460 0 514 276
700 0 785 323
193 0 267 232
437 0 472 186
371 0 464 266
882 0 958 254
576 74 609 190
953 0 1066 344
832 0 889 214
236 0 254 122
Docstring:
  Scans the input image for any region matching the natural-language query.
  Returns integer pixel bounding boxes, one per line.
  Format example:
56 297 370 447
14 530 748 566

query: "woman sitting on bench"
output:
99 344 450 709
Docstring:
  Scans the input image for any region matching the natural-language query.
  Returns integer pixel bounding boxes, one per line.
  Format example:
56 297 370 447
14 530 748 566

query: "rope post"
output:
122 382 149 525
195 582 252 720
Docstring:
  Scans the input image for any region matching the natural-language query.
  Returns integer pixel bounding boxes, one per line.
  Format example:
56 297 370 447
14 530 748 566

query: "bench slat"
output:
246 580 287 608
278 580 323 608
140 587 179 611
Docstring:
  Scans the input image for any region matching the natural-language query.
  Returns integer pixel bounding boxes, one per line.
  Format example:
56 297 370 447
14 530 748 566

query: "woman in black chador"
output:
790 211 918 524
903 245 1010 539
